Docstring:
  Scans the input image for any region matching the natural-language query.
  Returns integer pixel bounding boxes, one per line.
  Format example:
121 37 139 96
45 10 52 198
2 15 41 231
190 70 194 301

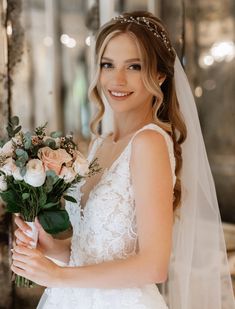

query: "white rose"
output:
59 166 77 183
72 151 89 176
0 175 7 191
0 158 16 176
0 140 14 156
24 159 46 187
12 166 24 181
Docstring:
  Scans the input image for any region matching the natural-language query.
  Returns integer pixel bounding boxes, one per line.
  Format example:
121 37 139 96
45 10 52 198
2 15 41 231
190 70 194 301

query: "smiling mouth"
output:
108 90 133 99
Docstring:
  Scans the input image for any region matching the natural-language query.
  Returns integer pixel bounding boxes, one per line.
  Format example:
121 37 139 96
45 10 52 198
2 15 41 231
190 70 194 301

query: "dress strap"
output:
129 123 176 185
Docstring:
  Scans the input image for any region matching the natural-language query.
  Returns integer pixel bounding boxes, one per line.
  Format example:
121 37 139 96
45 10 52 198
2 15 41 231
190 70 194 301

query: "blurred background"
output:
0 0 234 308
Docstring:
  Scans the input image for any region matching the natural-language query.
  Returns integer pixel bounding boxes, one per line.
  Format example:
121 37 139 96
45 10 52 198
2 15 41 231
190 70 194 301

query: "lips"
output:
108 90 133 99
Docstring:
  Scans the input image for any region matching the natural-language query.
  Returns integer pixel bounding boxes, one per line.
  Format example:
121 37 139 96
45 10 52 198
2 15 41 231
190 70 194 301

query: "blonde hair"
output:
88 11 187 211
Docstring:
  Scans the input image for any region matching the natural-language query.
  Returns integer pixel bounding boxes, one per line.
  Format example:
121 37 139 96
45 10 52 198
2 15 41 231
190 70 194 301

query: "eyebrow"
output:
101 57 141 63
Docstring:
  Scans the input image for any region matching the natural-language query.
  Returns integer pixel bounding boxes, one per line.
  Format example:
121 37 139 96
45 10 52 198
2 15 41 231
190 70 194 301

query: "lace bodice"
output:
65 123 176 267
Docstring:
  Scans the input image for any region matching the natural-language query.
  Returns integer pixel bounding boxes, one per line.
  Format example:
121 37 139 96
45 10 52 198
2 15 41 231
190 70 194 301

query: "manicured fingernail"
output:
29 241 35 247
25 230 32 237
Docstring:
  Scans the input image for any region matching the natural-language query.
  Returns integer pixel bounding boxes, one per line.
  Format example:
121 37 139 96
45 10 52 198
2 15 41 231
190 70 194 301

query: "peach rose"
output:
38 146 72 175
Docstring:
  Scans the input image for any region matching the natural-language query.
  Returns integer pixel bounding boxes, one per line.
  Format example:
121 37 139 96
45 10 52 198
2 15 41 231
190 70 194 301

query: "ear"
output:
157 72 166 86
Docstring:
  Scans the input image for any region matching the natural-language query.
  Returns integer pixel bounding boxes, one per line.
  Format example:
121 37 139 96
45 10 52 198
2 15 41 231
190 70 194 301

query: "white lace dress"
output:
37 123 176 309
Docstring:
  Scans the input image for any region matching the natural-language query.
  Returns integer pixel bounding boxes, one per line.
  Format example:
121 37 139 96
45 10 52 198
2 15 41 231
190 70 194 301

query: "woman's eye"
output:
100 62 112 69
129 64 141 71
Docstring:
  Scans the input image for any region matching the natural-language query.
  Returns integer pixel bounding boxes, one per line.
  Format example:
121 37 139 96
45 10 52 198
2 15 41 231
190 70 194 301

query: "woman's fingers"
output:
14 229 34 246
14 216 31 234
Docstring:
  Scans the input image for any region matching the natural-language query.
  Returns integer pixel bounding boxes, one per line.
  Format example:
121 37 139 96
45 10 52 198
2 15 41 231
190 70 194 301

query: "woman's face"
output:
99 33 153 114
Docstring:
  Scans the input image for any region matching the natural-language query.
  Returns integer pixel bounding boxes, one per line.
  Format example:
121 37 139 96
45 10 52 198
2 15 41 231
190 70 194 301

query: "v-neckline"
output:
79 123 157 218
79 136 132 217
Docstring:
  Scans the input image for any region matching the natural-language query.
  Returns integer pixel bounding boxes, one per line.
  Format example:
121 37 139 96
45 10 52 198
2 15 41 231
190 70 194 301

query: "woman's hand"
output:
11 245 62 287
14 216 55 255
14 215 71 263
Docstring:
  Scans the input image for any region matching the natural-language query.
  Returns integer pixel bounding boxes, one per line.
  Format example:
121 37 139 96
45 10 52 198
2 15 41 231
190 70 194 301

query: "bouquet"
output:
0 116 100 287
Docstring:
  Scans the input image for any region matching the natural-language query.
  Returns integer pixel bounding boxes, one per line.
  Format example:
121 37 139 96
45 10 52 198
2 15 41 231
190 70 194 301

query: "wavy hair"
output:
88 11 187 211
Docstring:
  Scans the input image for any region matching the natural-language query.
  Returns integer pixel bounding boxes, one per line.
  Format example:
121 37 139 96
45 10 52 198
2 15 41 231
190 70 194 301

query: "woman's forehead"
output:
102 33 141 60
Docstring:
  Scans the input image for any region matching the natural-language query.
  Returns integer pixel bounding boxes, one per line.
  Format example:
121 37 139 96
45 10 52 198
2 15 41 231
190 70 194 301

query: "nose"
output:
112 68 127 85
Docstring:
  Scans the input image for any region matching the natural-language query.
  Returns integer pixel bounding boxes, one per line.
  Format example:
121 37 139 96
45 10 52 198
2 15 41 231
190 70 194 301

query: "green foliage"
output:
38 210 71 234
44 138 56 149
0 190 21 212
63 195 77 203
34 122 47 137
50 131 63 138
6 116 22 139
23 132 32 149
22 192 30 200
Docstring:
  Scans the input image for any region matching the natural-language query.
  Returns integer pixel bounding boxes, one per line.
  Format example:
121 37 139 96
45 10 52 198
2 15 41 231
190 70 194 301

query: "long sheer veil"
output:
164 56 235 309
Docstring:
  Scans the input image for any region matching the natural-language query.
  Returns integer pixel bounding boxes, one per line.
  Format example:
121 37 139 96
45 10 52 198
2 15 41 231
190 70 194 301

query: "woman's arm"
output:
44 237 71 264
12 130 174 288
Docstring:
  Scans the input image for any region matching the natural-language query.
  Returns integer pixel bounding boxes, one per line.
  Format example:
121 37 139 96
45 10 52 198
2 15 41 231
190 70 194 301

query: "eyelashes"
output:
100 62 141 71
100 62 112 69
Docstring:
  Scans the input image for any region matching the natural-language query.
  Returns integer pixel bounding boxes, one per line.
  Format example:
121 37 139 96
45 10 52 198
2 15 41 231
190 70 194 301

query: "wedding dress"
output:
37 123 176 309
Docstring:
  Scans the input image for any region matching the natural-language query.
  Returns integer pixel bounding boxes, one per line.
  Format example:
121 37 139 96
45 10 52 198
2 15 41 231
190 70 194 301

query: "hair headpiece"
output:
112 15 175 55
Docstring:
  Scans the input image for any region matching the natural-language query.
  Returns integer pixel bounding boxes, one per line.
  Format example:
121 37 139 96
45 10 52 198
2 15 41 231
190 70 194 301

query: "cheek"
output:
99 71 110 89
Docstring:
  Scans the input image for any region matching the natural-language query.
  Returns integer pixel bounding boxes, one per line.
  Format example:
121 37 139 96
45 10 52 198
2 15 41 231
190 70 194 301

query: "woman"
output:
12 11 234 309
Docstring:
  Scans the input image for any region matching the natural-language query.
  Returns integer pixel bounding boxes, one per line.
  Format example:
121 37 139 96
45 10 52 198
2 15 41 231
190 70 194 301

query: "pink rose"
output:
38 147 72 175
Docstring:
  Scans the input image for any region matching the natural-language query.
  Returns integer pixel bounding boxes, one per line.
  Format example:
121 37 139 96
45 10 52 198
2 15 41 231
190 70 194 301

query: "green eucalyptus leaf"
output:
63 195 77 203
15 149 25 157
44 139 56 149
22 192 30 200
24 131 32 139
13 126 22 135
11 116 19 126
38 210 71 234
39 191 47 207
24 140 31 149
46 170 59 184
50 131 63 138
44 177 54 193
42 202 60 209
16 157 27 168
20 166 27 177
15 160 24 168
7 127 14 138
46 170 57 178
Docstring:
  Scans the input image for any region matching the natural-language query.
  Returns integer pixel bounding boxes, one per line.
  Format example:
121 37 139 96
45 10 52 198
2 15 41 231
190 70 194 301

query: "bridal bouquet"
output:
0 116 100 287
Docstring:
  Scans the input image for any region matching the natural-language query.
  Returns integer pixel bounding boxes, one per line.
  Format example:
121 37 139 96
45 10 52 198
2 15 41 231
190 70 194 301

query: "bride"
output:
11 11 234 309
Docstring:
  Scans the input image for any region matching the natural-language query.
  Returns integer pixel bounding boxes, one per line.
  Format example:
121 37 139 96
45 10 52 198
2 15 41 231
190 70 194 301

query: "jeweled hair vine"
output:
112 14 175 56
